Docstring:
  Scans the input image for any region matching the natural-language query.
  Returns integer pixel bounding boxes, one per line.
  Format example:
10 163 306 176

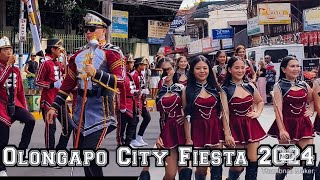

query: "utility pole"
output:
102 0 113 43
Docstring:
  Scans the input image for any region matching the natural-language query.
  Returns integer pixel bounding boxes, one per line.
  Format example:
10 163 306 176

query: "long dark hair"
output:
215 50 227 65
176 55 190 71
222 56 248 86
234 45 246 59
279 56 298 80
185 55 219 116
161 58 178 84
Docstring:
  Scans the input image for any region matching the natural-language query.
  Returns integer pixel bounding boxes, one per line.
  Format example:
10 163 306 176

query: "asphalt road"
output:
4 105 320 179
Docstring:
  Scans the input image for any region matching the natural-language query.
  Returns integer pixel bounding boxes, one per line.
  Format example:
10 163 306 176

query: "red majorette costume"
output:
222 81 267 144
244 59 254 80
118 57 140 145
156 83 185 148
213 64 227 85
314 78 320 135
268 79 314 141
176 69 188 86
188 82 224 148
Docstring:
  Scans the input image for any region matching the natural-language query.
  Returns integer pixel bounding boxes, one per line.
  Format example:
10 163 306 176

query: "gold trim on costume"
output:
58 90 69 97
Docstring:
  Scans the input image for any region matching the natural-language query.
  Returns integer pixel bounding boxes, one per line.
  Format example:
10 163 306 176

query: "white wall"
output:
195 4 248 37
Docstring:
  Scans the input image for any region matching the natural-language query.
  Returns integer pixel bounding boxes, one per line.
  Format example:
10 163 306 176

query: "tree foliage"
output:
40 0 100 34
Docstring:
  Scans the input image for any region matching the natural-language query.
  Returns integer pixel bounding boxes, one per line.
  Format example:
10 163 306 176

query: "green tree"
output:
42 0 100 34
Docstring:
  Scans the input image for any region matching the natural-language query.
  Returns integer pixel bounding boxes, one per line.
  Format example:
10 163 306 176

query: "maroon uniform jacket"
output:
35 54 65 111
120 71 140 118
131 70 143 113
0 62 27 126
51 43 125 136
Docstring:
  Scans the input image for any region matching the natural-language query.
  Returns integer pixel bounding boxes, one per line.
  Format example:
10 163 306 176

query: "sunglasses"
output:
84 26 104 33
162 67 173 72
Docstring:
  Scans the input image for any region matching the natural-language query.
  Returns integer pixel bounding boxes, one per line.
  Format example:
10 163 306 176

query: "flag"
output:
23 0 43 57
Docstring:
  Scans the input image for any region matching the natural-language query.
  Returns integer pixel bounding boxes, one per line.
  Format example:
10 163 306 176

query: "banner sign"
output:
212 28 234 39
112 10 129 38
257 3 291 24
247 16 264 36
303 6 320 31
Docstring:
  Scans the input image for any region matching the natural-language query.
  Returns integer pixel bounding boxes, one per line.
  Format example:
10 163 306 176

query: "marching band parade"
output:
1 0 320 180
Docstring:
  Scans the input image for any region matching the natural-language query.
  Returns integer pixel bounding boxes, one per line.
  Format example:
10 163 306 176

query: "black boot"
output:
303 164 315 180
195 173 206 180
245 161 258 180
179 168 192 180
139 170 150 180
226 169 242 180
211 166 223 180
315 161 320 180
275 167 290 180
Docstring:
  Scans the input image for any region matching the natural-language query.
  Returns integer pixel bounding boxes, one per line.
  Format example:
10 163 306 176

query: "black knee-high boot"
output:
226 169 242 180
179 168 192 180
211 166 223 180
315 161 320 180
275 167 291 180
245 162 258 180
303 164 315 180
195 173 206 180
139 170 150 180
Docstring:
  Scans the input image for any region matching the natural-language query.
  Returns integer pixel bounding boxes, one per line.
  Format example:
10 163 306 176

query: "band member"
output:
35 38 73 150
174 55 189 86
268 56 315 180
213 50 227 86
221 56 266 180
234 45 256 83
46 10 125 176
131 57 150 147
0 36 35 176
155 59 192 180
183 55 224 180
119 55 140 146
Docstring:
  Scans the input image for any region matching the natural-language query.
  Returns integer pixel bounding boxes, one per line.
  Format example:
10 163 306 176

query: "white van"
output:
246 44 305 81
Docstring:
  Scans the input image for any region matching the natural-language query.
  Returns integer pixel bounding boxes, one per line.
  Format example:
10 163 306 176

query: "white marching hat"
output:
0 36 11 49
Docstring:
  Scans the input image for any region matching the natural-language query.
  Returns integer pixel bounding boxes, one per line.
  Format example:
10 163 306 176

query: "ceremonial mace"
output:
70 35 98 176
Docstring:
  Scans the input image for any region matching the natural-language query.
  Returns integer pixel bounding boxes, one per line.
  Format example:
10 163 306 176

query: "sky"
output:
179 0 226 10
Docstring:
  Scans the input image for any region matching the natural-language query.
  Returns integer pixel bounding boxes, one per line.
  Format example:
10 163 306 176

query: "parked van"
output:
246 44 305 81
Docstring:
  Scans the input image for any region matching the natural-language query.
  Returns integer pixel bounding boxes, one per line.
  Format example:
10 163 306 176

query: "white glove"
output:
130 89 139 94
141 89 150 95
120 109 126 113
54 79 62 89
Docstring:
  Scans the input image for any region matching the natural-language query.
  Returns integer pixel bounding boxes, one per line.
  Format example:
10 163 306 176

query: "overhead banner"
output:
257 3 291 25
247 16 264 36
173 35 190 50
148 20 171 44
201 37 213 53
111 10 129 38
187 39 202 55
212 28 234 40
303 6 320 31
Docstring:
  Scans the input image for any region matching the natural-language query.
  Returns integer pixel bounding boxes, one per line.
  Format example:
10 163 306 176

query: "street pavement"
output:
5 104 320 179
